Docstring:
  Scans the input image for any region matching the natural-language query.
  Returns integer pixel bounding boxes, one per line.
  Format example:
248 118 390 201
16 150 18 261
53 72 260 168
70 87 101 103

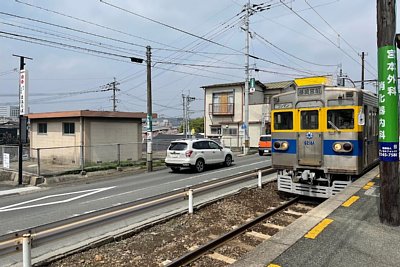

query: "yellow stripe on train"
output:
271 106 363 133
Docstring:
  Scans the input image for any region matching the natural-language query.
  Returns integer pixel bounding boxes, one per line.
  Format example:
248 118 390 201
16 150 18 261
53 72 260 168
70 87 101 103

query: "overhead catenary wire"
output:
279 0 376 78
253 31 338 67
99 0 320 75
303 0 377 74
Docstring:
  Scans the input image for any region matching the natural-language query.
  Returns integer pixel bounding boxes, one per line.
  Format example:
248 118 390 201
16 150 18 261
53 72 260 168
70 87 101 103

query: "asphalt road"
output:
0 154 271 235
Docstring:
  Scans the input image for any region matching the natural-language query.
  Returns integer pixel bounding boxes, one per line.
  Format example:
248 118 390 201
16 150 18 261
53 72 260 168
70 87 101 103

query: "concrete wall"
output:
31 117 142 165
30 118 81 164
86 118 142 163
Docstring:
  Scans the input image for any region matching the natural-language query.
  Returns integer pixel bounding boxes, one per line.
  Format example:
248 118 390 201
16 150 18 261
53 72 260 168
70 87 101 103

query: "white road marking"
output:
0 186 115 212
80 161 271 204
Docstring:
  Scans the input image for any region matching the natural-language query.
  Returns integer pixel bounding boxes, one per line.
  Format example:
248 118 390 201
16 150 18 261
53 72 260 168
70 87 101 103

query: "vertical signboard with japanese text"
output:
378 46 398 161
19 69 28 115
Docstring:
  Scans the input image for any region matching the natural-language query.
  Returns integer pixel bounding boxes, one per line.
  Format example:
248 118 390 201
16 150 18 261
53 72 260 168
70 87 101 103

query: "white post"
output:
258 170 262 189
188 189 193 214
22 234 31 267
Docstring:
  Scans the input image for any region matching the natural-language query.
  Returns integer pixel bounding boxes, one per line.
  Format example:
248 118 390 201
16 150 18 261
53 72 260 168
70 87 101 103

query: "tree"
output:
179 117 204 134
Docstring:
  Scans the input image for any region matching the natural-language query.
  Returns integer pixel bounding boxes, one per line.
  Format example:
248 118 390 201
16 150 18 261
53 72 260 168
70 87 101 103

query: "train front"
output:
271 78 377 198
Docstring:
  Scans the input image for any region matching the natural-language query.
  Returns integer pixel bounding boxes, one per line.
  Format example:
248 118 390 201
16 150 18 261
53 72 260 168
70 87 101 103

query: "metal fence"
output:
0 137 244 177
0 140 173 177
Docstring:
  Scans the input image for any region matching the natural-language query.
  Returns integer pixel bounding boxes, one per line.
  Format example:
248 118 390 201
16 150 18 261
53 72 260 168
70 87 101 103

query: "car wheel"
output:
171 167 180 172
258 151 263 156
224 155 232 167
193 159 205 173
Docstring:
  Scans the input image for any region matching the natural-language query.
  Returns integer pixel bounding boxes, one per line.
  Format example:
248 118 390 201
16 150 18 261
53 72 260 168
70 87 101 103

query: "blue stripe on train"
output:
323 140 362 156
272 139 297 154
271 139 362 156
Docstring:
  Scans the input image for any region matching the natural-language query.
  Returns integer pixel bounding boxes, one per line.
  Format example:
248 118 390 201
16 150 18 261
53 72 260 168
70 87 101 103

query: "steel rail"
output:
166 196 299 267
0 166 274 257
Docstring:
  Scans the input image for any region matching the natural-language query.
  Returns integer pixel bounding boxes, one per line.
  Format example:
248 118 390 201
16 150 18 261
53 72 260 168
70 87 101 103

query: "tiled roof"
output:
264 80 294 90
202 81 266 89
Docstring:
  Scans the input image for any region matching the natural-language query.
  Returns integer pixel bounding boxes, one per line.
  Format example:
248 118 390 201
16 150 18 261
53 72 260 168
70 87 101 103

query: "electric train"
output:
271 81 379 198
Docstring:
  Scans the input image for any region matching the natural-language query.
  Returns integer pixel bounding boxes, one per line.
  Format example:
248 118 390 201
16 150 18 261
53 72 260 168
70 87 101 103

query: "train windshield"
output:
274 111 293 130
327 109 354 129
301 110 319 130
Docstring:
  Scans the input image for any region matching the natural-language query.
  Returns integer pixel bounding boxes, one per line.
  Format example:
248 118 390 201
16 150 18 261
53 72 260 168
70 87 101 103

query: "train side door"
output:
298 109 323 166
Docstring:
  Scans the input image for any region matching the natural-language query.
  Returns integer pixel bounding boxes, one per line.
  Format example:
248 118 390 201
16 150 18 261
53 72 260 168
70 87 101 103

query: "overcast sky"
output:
0 0 396 118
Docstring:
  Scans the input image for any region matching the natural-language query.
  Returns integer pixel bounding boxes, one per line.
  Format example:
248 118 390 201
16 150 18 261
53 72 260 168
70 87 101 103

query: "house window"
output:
38 123 47 134
63 122 75 135
211 91 234 115
210 126 221 135
222 128 237 136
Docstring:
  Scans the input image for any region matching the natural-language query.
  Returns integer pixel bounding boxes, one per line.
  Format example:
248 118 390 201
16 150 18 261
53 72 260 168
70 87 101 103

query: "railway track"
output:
47 181 319 267
0 166 275 265
165 196 317 266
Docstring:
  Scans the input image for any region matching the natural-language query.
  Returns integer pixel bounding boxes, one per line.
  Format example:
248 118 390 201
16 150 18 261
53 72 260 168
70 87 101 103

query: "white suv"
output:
165 139 234 172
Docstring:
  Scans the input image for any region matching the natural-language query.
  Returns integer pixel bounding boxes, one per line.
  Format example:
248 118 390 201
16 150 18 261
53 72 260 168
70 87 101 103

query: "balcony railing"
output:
209 103 234 115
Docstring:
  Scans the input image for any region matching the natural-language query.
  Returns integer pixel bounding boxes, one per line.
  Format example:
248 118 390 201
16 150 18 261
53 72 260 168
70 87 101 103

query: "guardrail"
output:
0 166 275 263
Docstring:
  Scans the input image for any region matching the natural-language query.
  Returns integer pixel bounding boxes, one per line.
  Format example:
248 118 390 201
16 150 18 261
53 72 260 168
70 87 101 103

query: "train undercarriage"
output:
277 169 352 198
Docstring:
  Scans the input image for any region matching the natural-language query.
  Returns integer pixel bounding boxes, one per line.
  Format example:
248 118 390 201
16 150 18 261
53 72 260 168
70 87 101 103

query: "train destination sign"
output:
378 45 398 161
297 86 322 96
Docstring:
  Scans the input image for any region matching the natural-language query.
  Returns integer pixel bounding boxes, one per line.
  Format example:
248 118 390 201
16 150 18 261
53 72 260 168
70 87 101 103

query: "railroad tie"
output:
263 222 285 230
284 209 304 216
188 245 199 251
208 252 236 264
245 231 271 240
294 203 313 210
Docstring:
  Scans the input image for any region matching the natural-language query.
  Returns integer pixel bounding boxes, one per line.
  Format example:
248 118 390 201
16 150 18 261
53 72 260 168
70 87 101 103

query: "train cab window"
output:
274 112 293 130
301 110 319 130
327 109 354 129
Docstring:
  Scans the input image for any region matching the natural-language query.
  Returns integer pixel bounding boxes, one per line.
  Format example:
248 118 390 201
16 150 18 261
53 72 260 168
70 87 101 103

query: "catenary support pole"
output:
377 0 399 225
361 52 366 89
243 0 250 154
146 46 153 172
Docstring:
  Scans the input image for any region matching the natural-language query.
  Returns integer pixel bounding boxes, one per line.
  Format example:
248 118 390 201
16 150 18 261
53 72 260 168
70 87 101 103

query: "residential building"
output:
28 110 149 165
202 80 295 148
0 106 19 120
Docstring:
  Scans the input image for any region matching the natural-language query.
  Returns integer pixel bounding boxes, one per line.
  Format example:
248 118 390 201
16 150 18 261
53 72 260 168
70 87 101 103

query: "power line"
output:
303 0 377 74
0 30 135 60
99 0 319 74
279 0 376 78
253 31 338 67
100 0 244 54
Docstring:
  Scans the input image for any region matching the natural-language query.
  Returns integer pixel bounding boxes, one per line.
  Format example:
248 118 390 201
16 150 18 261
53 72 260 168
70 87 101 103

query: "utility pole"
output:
187 95 195 138
112 77 120 112
243 0 250 154
181 94 195 138
360 52 366 89
377 0 399 225
13 54 32 186
146 46 153 172
182 94 186 138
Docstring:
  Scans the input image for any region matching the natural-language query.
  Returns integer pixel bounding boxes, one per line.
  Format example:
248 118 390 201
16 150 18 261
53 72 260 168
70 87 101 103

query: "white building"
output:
202 80 295 148
0 106 19 119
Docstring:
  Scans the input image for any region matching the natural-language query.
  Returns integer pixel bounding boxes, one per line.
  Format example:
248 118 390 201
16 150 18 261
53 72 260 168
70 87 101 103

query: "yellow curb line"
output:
304 218 334 239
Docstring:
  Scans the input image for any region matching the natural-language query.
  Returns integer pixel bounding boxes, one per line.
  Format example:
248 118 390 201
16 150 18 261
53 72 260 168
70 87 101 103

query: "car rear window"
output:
168 142 188 151
260 136 271 141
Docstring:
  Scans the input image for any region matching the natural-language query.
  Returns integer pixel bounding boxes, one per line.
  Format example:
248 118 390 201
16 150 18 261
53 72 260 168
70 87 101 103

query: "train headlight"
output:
343 142 353 152
333 143 342 152
333 142 353 153
273 141 281 149
274 141 289 151
281 141 289 150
